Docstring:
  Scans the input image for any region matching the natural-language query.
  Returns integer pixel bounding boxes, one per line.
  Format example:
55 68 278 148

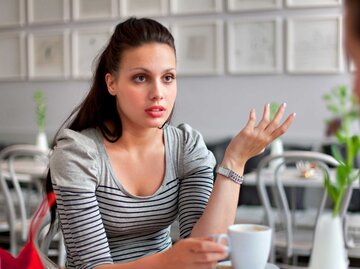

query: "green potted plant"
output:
310 85 360 269
33 90 48 150
322 85 360 216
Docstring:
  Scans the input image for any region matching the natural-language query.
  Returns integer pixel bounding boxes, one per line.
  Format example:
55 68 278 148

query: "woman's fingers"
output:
190 239 227 255
244 104 294 153
262 103 286 133
222 103 295 170
270 112 296 139
163 238 228 269
189 239 228 263
244 109 257 130
255 103 271 130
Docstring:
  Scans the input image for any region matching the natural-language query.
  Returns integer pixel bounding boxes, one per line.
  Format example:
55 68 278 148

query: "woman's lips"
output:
145 106 165 118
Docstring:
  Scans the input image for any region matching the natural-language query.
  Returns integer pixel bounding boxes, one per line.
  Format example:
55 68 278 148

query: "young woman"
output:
47 17 295 269
345 0 360 100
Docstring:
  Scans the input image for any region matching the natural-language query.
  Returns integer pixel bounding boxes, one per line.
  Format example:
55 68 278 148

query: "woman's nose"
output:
150 81 164 100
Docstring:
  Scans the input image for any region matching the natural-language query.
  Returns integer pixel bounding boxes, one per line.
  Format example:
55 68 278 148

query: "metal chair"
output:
0 144 66 267
34 213 66 268
0 144 49 255
255 151 354 265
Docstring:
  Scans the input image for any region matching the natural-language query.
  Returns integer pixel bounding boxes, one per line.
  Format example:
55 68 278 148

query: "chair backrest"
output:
34 213 65 269
256 151 354 261
0 144 49 255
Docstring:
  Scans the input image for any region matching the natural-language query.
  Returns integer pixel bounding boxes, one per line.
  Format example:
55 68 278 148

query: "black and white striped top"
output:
50 123 216 269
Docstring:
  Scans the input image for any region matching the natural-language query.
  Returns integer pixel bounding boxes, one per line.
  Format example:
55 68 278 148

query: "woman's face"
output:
106 42 177 131
345 7 360 100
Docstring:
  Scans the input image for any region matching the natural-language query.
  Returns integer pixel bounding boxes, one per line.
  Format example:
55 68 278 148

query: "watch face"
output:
217 166 230 176
217 166 244 184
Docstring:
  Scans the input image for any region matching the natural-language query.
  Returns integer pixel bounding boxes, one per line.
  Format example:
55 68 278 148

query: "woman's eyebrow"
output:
128 67 176 73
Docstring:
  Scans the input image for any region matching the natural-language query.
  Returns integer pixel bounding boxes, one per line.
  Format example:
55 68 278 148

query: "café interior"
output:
0 0 359 268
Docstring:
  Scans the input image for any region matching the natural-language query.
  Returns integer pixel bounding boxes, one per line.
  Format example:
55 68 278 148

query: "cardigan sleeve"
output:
50 129 113 269
176 124 216 238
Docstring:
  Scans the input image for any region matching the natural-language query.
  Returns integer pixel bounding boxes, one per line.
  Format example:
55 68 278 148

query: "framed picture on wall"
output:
72 0 117 21
0 0 25 27
286 0 341 7
286 15 343 74
227 0 282 11
227 18 282 74
120 0 168 17
72 28 112 79
170 0 222 14
171 20 224 75
0 32 26 80
27 0 70 24
28 31 70 79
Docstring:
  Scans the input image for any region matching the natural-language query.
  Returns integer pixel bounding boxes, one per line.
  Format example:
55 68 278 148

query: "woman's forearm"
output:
95 252 165 269
95 238 228 269
191 103 295 237
190 159 245 237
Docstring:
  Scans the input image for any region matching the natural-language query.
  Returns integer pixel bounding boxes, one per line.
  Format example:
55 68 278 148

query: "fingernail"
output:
283 102 287 108
293 112 297 117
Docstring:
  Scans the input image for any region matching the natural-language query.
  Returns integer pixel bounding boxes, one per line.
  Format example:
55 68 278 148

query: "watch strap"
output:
216 165 244 185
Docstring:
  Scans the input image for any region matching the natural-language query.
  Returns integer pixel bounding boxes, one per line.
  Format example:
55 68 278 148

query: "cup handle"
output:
209 234 231 255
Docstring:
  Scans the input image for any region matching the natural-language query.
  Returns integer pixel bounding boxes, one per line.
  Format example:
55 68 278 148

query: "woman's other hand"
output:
160 237 228 269
222 103 295 172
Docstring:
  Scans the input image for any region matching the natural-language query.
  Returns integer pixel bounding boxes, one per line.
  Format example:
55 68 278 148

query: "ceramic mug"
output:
212 224 272 269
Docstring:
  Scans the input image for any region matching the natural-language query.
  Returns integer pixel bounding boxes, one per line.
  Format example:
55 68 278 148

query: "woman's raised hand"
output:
160 237 228 269
222 103 295 172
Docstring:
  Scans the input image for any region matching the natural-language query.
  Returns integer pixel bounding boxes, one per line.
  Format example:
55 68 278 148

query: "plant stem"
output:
333 186 345 217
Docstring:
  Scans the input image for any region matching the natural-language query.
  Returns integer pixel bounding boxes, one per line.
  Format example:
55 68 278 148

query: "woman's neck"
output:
108 127 164 152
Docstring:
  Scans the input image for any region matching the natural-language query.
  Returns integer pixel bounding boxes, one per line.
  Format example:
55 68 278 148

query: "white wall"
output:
0 3 353 147
0 73 353 146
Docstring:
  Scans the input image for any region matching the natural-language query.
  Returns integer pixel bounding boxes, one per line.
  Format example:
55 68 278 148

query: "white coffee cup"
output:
213 224 272 269
229 224 271 269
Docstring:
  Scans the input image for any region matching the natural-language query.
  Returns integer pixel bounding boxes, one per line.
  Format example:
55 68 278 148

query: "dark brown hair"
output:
346 0 360 40
45 17 176 225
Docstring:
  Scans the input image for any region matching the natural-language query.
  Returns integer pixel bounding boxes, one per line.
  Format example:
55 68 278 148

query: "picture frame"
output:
0 32 26 80
0 0 25 27
171 20 224 75
72 0 118 21
28 31 70 79
286 0 341 8
170 0 222 15
27 0 70 24
286 15 344 74
72 28 112 79
119 0 168 17
227 18 282 74
227 0 282 11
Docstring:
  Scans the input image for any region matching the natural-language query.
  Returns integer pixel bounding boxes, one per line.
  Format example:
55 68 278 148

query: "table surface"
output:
216 262 360 269
244 167 359 188
1 159 48 179
217 261 279 269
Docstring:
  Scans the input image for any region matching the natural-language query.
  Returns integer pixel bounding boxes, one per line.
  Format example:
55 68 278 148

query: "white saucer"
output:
216 260 279 269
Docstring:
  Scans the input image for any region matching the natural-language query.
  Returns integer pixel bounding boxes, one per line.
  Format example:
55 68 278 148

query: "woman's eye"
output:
134 75 146 83
164 75 175 83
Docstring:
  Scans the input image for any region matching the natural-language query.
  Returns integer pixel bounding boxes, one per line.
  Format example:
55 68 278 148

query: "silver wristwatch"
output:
216 165 244 185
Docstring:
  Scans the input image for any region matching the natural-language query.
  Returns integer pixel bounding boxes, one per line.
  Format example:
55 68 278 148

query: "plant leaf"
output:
335 131 347 144
336 164 349 187
331 144 345 164
324 174 338 203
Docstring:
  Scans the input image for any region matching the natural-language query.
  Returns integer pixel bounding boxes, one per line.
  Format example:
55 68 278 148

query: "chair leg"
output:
293 254 298 265
58 235 66 267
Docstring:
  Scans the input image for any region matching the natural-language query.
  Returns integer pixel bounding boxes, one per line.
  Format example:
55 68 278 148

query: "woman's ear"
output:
105 73 117 96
